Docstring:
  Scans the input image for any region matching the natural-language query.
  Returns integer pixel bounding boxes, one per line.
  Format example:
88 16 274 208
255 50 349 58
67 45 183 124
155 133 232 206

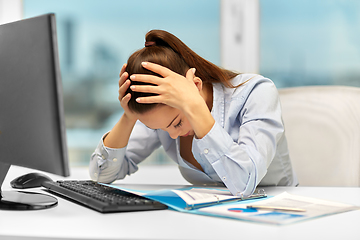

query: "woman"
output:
89 30 297 197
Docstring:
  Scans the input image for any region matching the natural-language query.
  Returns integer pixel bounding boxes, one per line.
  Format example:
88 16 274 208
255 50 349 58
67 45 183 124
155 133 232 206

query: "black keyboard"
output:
42 180 168 213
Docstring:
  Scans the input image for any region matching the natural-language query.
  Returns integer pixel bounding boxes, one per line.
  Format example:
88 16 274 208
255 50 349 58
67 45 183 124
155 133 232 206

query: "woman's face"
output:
136 105 194 139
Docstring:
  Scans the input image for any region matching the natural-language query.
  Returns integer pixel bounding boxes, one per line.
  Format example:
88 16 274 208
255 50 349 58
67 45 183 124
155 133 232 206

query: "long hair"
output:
125 29 239 114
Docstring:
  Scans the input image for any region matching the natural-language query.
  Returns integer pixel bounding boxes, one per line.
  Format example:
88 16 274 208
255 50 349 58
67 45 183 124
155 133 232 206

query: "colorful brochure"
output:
103 184 359 225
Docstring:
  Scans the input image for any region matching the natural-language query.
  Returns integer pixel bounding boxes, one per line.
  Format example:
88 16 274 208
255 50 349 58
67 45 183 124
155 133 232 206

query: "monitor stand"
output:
0 162 58 210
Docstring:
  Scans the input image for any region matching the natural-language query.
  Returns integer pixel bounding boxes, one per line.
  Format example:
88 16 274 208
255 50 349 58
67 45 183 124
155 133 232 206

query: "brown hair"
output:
125 29 239 114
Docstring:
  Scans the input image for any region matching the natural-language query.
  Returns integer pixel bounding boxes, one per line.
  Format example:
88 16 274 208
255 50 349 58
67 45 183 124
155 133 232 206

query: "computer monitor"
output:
0 14 70 210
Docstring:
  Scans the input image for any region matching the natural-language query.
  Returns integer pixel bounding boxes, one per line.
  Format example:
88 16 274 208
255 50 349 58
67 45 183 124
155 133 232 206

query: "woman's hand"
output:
118 63 138 123
129 62 204 113
103 64 138 149
129 62 215 139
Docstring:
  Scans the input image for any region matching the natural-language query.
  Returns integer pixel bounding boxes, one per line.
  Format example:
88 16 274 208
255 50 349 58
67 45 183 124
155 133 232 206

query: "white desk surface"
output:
1 165 360 240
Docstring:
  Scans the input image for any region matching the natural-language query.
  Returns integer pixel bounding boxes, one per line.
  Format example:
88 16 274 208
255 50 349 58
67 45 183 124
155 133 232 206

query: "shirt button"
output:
113 158 118 162
204 149 209 154
101 155 106 160
222 176 227 181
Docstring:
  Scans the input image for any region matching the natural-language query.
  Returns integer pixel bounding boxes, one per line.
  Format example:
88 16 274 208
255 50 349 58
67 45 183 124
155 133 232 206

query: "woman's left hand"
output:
129 62 215 139
129 62 203 112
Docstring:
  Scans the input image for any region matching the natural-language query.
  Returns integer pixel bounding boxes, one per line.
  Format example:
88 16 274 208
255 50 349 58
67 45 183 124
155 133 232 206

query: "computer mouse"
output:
10 172 53 189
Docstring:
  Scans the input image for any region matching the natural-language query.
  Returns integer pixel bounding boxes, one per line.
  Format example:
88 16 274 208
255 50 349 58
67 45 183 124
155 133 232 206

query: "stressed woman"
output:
89 30 298 197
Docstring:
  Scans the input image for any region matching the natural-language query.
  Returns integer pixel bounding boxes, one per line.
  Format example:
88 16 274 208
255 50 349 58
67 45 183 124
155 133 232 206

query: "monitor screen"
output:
0 14 70 210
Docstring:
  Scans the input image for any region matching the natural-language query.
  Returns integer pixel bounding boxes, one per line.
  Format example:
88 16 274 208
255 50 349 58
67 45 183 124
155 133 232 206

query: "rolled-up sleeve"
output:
89 120 162 183
193 79 284 197
194 122 257 197
89 132 135 183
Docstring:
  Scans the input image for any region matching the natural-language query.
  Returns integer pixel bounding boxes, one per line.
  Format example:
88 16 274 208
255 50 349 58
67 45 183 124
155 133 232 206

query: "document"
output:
196 192 360 225
172 188 238 205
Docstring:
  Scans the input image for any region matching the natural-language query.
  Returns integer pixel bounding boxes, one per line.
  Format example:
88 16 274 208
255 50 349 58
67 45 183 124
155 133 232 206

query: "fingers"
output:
132 64 196 85
118 79 131 101
119 72 129 87
135 95 163 104
119 64 129 88
186 68 196 81
129 74 162 85
119 63 127 78
130 84 161 94
120 92 131 107
140 62 173 77
130 62 190 85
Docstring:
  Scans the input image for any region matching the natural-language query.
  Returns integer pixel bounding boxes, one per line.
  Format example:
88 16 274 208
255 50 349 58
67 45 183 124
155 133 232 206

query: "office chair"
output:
278 86 360 187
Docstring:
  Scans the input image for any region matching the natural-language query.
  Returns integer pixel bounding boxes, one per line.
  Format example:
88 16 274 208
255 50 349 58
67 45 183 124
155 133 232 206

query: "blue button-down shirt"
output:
89 74 297 196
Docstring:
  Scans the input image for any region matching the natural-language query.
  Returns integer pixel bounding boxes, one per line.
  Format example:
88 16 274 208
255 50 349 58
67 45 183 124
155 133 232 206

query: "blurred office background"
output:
0 0 359 166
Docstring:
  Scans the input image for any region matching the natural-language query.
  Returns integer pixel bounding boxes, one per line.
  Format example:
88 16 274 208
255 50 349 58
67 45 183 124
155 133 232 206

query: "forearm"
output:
90 119 161 183
183 98 215 139
193 122 259 196
103 114 137 149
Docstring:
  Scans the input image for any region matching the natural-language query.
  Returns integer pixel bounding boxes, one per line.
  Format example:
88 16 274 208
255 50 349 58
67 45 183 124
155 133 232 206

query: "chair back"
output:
279 86 360 186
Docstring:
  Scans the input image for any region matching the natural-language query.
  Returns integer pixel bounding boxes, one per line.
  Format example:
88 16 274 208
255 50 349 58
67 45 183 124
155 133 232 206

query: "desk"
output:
1 165 360 240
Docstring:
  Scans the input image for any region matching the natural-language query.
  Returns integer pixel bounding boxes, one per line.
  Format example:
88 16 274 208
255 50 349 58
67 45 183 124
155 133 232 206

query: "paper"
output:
171 188 239 206
197 192 360 225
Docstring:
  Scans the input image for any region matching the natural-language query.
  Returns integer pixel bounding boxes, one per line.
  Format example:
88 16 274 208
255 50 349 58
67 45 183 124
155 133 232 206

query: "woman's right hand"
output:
103 64 138 149
118 63 138 123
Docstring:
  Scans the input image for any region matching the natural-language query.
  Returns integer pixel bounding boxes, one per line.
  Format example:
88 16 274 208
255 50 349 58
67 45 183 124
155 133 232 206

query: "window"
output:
12 0 360 167
22 0 220 166
260 0 360 88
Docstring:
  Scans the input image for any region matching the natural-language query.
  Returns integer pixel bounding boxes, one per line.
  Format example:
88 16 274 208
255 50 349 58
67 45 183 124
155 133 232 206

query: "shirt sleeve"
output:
89 120 162 183
193 80 284 197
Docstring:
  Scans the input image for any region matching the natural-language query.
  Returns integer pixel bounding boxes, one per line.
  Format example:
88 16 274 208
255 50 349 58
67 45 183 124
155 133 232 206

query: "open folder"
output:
101 184 266 211
102 184 360 225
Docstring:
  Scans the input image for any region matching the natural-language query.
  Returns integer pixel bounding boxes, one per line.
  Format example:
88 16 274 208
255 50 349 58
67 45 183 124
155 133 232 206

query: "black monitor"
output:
0 14 70 210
